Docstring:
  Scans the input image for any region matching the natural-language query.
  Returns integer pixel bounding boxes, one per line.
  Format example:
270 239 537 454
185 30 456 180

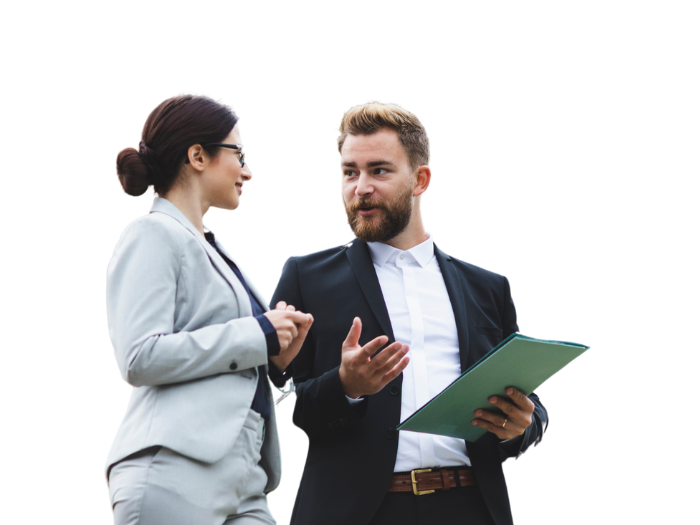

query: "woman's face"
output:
203 124 252 210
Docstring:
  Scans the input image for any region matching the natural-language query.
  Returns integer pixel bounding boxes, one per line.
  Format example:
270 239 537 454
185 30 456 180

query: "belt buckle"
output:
411 468 435 496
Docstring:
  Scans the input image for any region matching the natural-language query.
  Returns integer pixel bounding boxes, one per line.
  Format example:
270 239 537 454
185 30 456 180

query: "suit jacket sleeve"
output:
107 218 269 387
498 276 548 460
271 257 365 437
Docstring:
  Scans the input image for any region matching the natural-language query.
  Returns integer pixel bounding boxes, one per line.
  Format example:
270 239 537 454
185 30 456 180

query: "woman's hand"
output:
266 302 313 372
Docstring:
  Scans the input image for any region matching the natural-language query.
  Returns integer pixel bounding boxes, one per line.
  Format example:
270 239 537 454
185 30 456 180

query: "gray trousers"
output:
108 409 275 525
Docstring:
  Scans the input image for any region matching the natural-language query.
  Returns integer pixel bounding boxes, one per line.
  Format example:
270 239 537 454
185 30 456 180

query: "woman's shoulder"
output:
120 213 186 237
116 212 187 254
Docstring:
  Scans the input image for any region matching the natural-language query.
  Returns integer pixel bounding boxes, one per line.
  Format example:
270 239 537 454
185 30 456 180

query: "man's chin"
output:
351 225 390 243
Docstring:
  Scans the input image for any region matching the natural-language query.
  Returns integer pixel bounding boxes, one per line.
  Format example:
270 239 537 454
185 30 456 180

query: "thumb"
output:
343 317 362 349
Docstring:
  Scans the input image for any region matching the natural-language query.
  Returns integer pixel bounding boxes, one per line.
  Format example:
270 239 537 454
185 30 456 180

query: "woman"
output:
106 95 312 525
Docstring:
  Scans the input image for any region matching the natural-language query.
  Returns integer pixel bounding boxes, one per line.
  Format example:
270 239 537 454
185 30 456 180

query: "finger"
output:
287 311 311 325
474 409 501 426
279 332 292 351
362 335 394 360
470 417 507 439
374 344 409 373
488 396 531 428
288 322 299 339
488 395 518 417
506 387 535 413
380 354 410 383
298 314 314 333
286 304 296 311
343 317 362 349
275 301 288 310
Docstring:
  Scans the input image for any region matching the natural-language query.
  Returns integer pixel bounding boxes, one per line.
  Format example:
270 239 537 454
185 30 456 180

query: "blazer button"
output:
390 385 400 396
386 427 397 439
229 362 238 371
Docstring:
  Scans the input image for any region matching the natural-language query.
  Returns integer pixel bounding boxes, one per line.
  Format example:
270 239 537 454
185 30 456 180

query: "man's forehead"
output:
340 129 407 163
340 157 395 168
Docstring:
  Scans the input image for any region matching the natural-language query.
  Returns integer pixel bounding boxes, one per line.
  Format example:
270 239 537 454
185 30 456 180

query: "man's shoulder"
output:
274 242 358 298
440 250 508 287
287 241 356 269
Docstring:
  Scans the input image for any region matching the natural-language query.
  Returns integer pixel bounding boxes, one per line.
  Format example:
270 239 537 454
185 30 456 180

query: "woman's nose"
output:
241 163 252 180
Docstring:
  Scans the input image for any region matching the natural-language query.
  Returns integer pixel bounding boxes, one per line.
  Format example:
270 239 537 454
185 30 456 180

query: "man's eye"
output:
344 170 356 177
375 168 388 175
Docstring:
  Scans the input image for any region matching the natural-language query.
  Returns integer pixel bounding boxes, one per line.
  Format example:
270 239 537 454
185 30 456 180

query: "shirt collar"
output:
151 197 212 240
366 234 435 268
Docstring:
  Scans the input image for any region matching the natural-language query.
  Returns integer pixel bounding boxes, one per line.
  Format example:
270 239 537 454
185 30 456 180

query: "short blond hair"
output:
337 102 429 169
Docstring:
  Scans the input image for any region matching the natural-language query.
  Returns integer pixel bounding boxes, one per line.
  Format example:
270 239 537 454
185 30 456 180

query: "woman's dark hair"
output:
116 95 239 196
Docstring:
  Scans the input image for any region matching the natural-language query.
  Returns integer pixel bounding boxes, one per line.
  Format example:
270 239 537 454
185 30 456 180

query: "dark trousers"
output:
368 485 496 525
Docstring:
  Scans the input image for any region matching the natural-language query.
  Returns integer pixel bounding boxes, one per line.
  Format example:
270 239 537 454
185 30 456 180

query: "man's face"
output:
341 128 415 243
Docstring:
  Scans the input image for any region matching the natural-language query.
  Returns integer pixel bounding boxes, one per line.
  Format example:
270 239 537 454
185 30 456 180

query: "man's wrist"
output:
338 366 361 399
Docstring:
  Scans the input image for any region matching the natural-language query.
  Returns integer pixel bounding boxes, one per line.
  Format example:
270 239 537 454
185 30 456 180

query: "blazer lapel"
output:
345 240 395 342
215 242 270 312
434 245 470 372
149 198 252 317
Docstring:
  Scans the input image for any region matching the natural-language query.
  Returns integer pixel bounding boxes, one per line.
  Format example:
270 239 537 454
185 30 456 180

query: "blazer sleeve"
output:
271 257 365 437
106 218 268 387
498 275 549 460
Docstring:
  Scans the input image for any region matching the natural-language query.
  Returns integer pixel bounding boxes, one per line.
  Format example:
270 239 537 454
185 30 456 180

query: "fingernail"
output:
489 397 497 404
471 420 478 426
507 388 514 395
475 410 482 416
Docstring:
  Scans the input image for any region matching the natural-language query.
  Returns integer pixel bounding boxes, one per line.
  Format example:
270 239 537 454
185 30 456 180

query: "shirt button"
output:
399 254 405 260
390 385 400 396
229 362 238 371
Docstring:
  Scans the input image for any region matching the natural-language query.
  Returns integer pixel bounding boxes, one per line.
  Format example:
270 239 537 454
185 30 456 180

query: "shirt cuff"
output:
346 395 365 405
255 314 281 357
269 362 294 388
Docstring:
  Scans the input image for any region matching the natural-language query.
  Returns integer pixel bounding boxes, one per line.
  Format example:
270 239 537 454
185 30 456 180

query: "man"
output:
271 102 548 525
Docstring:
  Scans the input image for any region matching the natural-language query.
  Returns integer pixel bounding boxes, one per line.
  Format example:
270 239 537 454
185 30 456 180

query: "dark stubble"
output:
345 182 414 243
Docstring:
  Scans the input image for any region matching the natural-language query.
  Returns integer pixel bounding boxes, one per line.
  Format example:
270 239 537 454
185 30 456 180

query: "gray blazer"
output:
105 197 281 492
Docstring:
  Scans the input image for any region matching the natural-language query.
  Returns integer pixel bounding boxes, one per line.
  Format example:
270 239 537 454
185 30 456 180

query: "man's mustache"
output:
348 198 388 213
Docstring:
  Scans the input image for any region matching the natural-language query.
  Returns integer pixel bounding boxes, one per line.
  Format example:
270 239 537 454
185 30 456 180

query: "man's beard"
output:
345 183 414 243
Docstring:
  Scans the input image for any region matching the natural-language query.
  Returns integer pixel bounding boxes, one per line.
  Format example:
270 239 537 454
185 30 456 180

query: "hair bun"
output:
115 146 152 197
139 141 164 186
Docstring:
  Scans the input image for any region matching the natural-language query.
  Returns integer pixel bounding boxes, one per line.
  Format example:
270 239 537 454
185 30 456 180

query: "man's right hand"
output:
339 317 409 399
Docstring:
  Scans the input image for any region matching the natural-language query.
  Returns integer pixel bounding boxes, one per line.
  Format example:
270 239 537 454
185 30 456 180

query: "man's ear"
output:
187 144 206 172
413 165 431 197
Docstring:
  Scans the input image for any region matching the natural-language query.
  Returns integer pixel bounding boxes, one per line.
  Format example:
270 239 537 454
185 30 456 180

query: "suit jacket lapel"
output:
345 240 395 342
149 198 253 317
215 242 270 312
434 245 470 372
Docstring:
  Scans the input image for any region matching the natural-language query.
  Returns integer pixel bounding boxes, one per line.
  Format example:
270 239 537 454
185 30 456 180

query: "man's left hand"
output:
471 387 535 441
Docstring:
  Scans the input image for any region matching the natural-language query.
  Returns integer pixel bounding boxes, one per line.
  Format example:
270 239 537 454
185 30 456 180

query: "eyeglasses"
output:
184 143 245 166
207 143 245 167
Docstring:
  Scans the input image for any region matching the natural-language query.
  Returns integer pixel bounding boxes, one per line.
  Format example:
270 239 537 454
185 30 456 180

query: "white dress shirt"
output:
366 235 471 471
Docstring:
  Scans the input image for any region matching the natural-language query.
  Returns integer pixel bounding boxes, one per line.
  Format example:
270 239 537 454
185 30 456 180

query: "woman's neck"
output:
161 182 208 236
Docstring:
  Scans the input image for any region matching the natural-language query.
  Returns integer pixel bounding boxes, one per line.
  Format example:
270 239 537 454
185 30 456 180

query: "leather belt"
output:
388 468 476 496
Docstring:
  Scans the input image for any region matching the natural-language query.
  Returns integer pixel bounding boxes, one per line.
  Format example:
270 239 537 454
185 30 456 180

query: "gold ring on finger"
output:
502 418 507 428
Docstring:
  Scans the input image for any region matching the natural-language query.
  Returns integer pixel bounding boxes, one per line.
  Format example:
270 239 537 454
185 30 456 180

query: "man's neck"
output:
385 225 430 252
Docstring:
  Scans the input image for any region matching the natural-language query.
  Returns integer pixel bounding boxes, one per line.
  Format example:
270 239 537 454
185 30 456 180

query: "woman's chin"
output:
213 196 240 211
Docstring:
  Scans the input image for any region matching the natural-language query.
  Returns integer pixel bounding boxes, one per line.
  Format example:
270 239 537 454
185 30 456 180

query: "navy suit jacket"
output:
271 240 547 525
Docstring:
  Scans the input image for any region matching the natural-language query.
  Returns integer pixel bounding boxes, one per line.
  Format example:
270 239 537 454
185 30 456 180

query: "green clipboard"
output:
396 333 589 442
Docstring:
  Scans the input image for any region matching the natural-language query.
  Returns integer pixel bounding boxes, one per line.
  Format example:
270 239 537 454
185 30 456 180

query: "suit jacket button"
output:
229 362 238 371
390 385 400 396
386 427 396 439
